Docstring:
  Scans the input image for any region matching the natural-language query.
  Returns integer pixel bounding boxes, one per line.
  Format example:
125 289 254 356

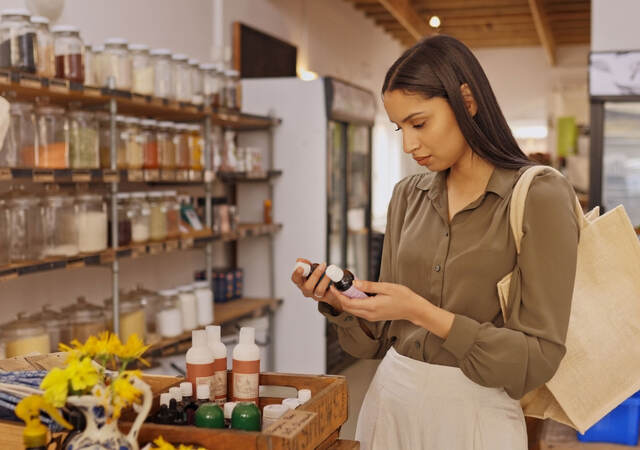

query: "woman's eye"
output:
413 122 425 129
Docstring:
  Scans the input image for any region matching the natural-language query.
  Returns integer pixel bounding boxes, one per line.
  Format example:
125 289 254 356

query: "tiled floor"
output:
338 358 380 440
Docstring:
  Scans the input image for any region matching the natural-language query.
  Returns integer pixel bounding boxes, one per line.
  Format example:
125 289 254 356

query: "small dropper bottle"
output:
326 265 369 299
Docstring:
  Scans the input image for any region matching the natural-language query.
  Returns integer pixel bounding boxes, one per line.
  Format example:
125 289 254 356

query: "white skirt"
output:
355 347 527 450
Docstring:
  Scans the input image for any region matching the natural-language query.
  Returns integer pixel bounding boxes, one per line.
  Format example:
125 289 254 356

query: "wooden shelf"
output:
0 71 278 129
217 169 283 183
0 224 282 283
146 297 283 358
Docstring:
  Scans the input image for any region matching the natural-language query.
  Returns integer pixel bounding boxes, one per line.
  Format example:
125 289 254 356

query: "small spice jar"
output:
30 16 55 78
64 297 107 343
177 285 198 331
224 69 241 110
51 25 84 83
35 105 68 169
130 43 154 95
0 313 50 358
42 185 78 257
1 101 37 168
0 9 38 73
188 124 203 170
141 119 159 169
29 306 72 352
124 117 143 169
150 48 172 99
172 53 191 102
156 289 183 337
103 37 131 90
68 110 99 169
90 44 105 87
189 58 203 104
157 121 176 170
163 190 181 238
192 281 214 327
129 192 150 243
148 191 167 241
174 123 190 170
200 63 220 108
75 192 107 253
7 186 45 262
96 111 111 169
128 285 160 335
110 192 132 247
104 292 146 342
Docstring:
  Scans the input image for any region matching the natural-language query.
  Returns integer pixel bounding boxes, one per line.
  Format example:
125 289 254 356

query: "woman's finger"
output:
313 271 332 298
303 262 326 293
354 280 393 295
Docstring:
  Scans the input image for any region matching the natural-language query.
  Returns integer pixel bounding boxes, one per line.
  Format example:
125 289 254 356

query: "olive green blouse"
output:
319 166 579 399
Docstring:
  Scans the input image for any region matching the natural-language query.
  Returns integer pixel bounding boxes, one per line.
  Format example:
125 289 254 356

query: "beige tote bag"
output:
497 165 640 434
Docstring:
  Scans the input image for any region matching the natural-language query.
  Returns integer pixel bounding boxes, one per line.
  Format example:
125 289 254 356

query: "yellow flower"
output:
110 373 142 419
117 334 150 366
65 356 100 393
152 436 175 450
40 368 69 408
15 395 72 430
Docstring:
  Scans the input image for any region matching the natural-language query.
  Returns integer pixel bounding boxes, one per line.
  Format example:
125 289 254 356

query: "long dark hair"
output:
382 35 532 169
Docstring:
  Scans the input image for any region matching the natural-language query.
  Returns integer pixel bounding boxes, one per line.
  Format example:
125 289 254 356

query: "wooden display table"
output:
540 419 640 449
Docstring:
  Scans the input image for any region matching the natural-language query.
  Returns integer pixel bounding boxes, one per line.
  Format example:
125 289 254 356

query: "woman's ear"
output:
460 83 478 117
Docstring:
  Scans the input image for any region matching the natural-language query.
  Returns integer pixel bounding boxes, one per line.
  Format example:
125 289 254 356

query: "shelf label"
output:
0 270 18 282
165 240 179 252
176 170 189 182
144 169 160 181
204 170 215 183
189 170 203 182
160 170 176 182
71 170 91 182
33 169 54 182
128 169 144 182
263 410 317 438
19 75 42 89
131 244 146 258
0 168 11 180
83 87 102 97
148 243 163 255
0 71 10 84
67 259 85 269
102 170 119 182
49 79 70 93
180 238 194 250
100 252 115 264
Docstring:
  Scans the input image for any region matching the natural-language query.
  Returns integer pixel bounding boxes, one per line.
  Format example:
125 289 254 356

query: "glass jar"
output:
82 45 94 86
171 53 190 102
124 117 143 169
29 306 71 352
103 37 131 90
115 114 128 169
150 48 172 99
0 313 50 358
110 192 132 247
130 44 153 95
69 110 99 169
157 121 175 169
43 186 78 257
141 119 158 169
187 124 203 170
90 44 104 87
51 25 84 83
75 193 107 252
0 9 37 73
128 285 159 335
35 105 68 169
224 69 241 110
96 111 111 169
200 63 220 108
30 16 55 78
192 281 213 327
174 124 190 170
164 190 181 238
0 198 10 266
1 101 36 168
7 186 44 262
129 192 150 243
189 58 202 104
63 297 107 343
177 285 198 331
148 191 167 241
156 289 182 337
104 292 145 342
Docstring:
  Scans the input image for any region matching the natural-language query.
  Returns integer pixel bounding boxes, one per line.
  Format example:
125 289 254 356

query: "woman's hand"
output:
290 258 343 313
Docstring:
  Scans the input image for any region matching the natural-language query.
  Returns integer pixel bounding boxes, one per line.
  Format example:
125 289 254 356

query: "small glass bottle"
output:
156 289 182 337
140 119 159 169
82 45 94 86
51 25 84 83
0 9 38 73
1 101 37 168
30 16 55 78
224 69 241 110
129 44 153 95
154 393 173 424
35 105 68 169
129 192 150 243
223 402 236 428
189 58 203 104
157 121 176 170
163 190 181 238
96 111 111 169
326 265 369 299
173 124 190 170
90 44 104 87
42 186 78 257
110 192 132 247
68 110 99 169
180 382 198 425
115 114 128 169
124 117 143 170
188 124 203 170
150 48 172 99
148 191 167 241
7 186 45 262
171 53 191 102
75 193 107 253
103 37 131 90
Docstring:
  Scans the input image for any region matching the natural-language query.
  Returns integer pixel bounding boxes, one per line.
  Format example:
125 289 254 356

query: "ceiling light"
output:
299 70 318 81
429 16 441 28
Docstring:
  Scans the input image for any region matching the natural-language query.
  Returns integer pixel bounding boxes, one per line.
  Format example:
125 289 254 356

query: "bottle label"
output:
186 361 215 397
343 285 369 299
213 357 227 406
232 359 259 404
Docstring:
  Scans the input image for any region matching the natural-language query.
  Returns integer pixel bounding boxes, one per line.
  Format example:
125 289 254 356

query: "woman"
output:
292 35 578 449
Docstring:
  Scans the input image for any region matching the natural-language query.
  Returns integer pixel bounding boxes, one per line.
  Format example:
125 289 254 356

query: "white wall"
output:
592 0 640 52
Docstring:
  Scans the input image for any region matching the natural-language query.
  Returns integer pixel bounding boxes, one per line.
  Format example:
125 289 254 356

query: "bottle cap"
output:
298 389 311 404
180 382 193 397
263 404 287 420
160 392 172 407
199 63 216 71
172 53 189 61
196 383 210 400
325 265 344 283
51 25 80 33
177 285 193 293
231 402 261 431
294 261 311 277
206 325 221 343
282 398 301 410
1 9 30 16
30 16 49 24
223 401 236 419
239 327 255 345
128 43 149 51
192 280 209 289
157 288 178 296
169 387 182 402
150 48 171 56
192 329 207 347
105 37 128 45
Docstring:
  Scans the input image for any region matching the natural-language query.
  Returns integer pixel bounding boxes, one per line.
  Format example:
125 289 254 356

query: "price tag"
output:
102 170 119 182
176 170 189 182
180 238 194 250
189 170 203 182
0 71 10 84
165 240 179 252
0 168 11 180
144 169 160 181
71 170 91 182
263 410 317 438
160 170 176 182
100 252 115 264
67 259 86 269
127 169 144 182
148 243 163 255
204 170 215 183
131 245 146 258
33 169 54 183
84 87 102 97
19 75 42 89
49 79 69 93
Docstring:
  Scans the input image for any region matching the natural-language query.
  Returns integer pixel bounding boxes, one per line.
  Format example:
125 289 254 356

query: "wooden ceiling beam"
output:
528 0 557 65
376 14 535 27
412 0 529 9
376 0 435 41
416 6 533 18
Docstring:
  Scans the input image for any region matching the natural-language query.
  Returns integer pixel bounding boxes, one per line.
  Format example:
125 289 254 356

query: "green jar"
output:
194 402 224 429
231 402 261 431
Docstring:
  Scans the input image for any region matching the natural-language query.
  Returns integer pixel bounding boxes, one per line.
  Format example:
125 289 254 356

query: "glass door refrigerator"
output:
589 50 640 229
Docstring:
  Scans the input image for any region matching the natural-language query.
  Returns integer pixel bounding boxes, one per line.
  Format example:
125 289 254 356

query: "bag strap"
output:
509 165 587 254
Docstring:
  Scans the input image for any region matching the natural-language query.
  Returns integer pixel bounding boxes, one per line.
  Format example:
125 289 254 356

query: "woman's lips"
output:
414 155 432 165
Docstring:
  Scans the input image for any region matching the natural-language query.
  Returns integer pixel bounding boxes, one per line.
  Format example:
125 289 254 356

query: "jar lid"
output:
158 288 179 296
29 305 69 327
75 193 103 202
104 292 143 314
115 114 128 122
51 25 80 33
140 119 156 127
226 69 240 77
68 110 94 118
130 192 147 199
263 404 287 420
105 37 128 45
175 123 190 131
10 102 34 112
147 191 164 199
0 313 47 339
177 285 193 293
124 116 141 124
199 63 215 71
36 105 65 115
192 281 209 289
1 8 30 16
188 58 199 66
92 44 105 53
172 53 189 61
115 192 131 200
128 43 149 51
30 16 49 25
63 297 105 322
157 121 174 128
149 48 171 56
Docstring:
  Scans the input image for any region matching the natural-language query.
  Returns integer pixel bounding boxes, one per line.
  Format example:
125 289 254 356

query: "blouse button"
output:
434 264 441 272
445 232 449 237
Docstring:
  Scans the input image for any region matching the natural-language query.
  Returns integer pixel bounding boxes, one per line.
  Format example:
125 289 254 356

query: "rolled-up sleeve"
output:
441 171 579 399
